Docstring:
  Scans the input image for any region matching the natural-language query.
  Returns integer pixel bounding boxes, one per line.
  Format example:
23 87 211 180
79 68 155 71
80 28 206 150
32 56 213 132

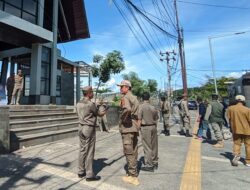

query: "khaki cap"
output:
81 86 93 92
235 95 245 102
117 80 132 87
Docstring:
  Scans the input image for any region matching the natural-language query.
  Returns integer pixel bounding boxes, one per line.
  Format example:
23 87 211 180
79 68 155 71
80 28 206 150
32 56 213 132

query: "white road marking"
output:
202 156 244 165
34 163 129 190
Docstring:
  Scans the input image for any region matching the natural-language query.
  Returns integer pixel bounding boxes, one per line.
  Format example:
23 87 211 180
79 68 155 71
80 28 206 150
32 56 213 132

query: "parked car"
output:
188 100 198 110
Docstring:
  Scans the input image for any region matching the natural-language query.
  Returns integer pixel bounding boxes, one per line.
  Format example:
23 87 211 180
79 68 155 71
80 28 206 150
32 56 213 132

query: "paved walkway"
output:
0 111 249 190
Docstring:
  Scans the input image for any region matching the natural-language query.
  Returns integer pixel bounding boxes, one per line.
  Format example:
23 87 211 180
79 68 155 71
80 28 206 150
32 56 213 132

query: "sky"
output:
57 0 250 92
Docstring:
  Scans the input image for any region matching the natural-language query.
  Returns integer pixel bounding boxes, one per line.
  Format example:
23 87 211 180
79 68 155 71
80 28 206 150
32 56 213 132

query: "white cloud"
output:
227 72 245 78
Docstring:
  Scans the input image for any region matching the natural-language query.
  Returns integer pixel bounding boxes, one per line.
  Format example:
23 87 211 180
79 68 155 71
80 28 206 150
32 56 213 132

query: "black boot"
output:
179 130 186 136
186 130 192 137
165 130 170 136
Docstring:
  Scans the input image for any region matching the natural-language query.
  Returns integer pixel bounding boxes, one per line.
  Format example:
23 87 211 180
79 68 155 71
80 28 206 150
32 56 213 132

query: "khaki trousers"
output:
78 125 96 178
162 113 170 131
181 116 191 131
233 134 250 164
98 115 109 132
211 122 223 141
11 86 22 104
121 132 138 177
141 125 158 166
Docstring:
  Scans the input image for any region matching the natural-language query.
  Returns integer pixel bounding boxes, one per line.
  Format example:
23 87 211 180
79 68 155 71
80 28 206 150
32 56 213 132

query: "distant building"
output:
0 0 90 105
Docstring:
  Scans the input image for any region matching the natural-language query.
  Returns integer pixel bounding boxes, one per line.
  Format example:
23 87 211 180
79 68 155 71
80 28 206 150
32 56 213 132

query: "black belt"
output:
141 124 155 127
80 124 96 127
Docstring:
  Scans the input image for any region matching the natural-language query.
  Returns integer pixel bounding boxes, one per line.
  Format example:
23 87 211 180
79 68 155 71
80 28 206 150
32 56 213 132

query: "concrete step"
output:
9 109 75 116
10 116 78 128
10 122 79 136
10 112 77 122
10 127 78 151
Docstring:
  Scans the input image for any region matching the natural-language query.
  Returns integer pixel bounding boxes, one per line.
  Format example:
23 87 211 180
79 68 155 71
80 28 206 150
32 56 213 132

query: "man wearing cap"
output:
76 86 107 181
204 94 225 148
179 93 192 137
227 95 250 167
117 80 140 186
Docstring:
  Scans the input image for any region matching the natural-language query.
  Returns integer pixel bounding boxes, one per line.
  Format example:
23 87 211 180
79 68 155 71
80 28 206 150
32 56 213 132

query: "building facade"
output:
0 0 90 105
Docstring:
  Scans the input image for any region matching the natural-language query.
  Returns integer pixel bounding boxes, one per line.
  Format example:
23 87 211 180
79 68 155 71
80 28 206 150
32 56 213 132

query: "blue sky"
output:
58 0 250 92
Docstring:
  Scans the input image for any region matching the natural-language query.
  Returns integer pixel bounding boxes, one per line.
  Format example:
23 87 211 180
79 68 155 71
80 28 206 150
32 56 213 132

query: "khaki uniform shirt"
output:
180 100 190 117
76 98 104 126
14 75 23 89
227 104 250 135
119 91 139 133
138 101 159 126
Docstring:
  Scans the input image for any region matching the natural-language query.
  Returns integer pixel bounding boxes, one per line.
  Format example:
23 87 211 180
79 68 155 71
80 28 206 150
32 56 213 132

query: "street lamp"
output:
208 31 247 94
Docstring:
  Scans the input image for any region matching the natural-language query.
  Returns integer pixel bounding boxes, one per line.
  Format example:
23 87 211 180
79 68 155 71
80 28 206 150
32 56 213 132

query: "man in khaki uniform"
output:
138 92 159 172
117 80 140 186
179 94 192 137
227 95 250 167
97 98 110 132
11 70 23 105
160 96 171 136
204 94 224 148
76 86 107 181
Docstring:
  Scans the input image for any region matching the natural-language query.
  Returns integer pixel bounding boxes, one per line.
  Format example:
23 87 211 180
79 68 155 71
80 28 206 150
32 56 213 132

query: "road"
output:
0 109 249 190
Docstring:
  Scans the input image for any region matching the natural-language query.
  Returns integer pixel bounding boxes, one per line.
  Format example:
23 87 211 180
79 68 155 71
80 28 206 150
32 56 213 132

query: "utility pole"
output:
160 50 176 100
174 0 188 95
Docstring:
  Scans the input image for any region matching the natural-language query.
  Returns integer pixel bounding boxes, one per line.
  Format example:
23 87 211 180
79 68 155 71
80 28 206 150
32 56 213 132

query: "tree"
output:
122 72 158 97
92 50 125 100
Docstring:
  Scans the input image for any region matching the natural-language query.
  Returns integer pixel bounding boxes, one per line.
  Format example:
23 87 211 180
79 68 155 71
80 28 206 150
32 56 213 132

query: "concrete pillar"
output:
0 106 10 153
76 66 80 103
10 60 15 75
29 0 44 104
50 0 59 104
29 44 42 104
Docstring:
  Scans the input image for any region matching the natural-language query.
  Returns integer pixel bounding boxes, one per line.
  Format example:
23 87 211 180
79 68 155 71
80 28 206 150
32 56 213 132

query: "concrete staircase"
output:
9 105 79 151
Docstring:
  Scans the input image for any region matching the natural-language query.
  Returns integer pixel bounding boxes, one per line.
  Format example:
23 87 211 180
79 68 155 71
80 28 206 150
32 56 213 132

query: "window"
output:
0 1 3 10
5 0 22 8
22 12 36 24
23 0 37 15
56 76 61 97
4 3 21 17
40 47 50 95
24 75 30 96
2 0 38 24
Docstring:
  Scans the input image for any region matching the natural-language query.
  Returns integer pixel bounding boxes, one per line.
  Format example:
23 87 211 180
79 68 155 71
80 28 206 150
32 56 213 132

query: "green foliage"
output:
173 76 237 100
92 50 125 84
122 72 158 97
91 50 125 100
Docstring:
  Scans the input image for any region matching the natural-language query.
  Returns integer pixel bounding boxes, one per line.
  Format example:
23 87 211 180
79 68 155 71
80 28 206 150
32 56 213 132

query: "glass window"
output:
56 76 61 97
40 78 49 95
42 47 50 62
22 12 36 24
5 0 22 8
5 4 21 17
23 0 37 15
0 1 3 11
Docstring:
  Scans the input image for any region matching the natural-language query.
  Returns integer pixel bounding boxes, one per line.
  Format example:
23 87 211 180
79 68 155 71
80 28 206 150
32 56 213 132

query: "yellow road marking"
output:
179 120 201 190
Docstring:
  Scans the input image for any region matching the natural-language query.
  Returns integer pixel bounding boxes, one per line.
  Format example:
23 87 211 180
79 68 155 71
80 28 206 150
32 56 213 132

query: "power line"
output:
177 0 250 10
113 0 166 76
